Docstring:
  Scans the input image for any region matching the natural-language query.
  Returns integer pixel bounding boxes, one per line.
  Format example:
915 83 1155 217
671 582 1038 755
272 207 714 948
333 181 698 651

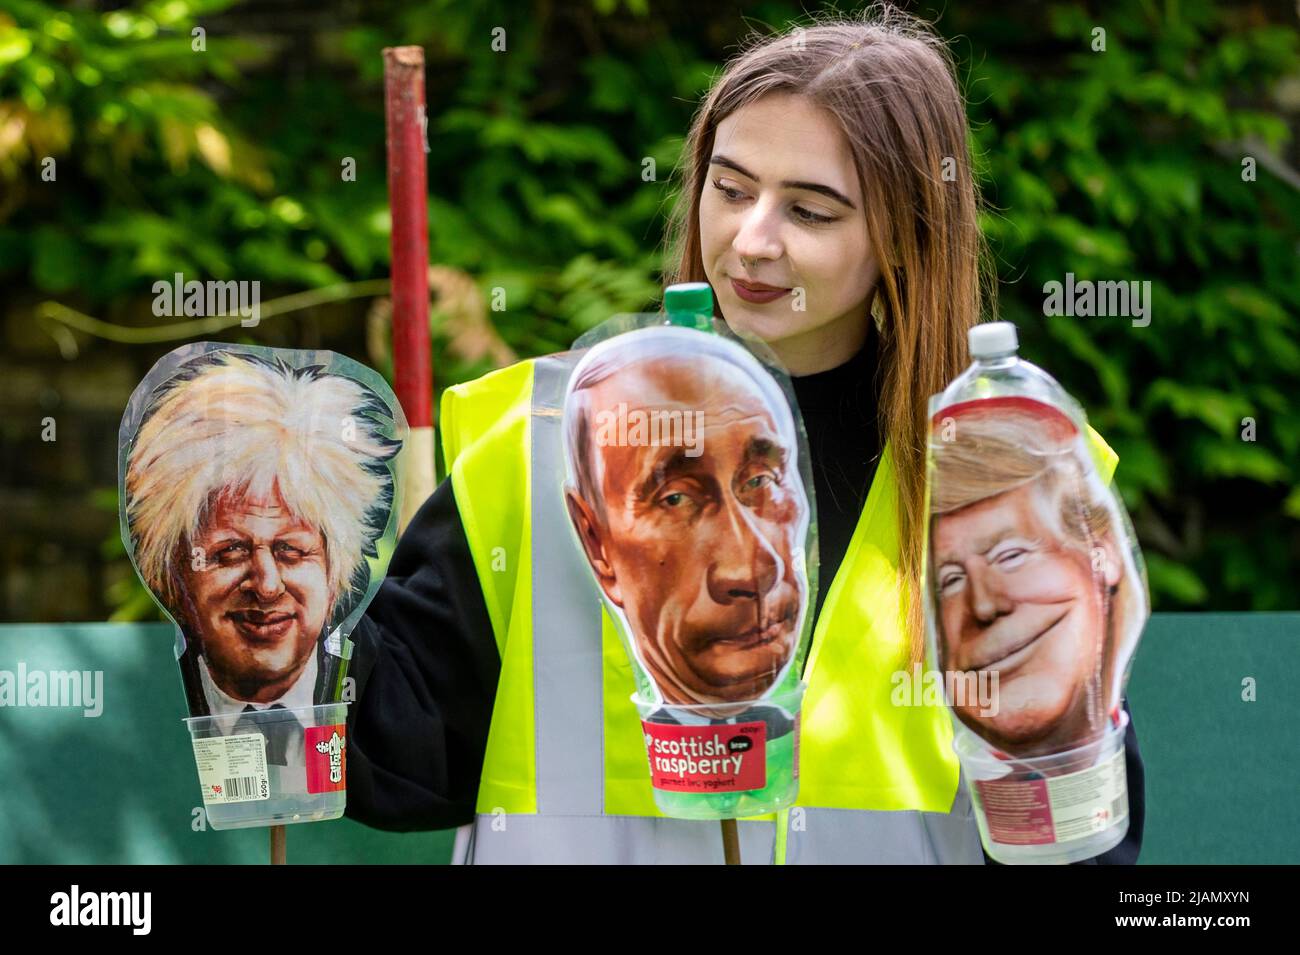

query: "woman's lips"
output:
730 277 791 304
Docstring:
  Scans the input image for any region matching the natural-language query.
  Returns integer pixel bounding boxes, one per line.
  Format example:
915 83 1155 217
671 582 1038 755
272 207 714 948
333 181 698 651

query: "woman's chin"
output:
721 307 799 345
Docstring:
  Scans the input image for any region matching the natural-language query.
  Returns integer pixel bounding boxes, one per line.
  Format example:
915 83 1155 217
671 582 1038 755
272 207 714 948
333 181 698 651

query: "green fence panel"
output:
1 614 1295 863
0 622 453 864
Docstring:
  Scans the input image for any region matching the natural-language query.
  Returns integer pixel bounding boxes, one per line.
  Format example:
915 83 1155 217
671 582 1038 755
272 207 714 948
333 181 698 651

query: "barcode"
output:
1110 794 1127 822
223 776 259 799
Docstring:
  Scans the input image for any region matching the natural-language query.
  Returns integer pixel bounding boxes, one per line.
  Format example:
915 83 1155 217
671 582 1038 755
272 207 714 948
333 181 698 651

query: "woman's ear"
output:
565 487 622 607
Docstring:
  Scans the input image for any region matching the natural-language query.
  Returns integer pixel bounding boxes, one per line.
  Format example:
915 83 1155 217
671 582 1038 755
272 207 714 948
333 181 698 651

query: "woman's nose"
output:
732 200 784 266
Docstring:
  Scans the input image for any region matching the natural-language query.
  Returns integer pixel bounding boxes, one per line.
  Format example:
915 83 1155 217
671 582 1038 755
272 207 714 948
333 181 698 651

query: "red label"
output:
973 777 1055 845
641 720 766 793
305 723 347 794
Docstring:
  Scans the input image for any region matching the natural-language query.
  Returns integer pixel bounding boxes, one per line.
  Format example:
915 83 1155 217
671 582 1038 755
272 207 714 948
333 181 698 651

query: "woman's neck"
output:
768 302 873 376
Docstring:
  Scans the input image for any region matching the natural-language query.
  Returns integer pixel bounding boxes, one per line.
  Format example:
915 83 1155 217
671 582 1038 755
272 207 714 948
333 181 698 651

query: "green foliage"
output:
1 0 1297 617
951 0 1300 610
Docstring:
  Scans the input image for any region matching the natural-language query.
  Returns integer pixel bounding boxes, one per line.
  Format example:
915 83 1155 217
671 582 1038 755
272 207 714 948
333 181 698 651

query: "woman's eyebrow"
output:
709 154 857 210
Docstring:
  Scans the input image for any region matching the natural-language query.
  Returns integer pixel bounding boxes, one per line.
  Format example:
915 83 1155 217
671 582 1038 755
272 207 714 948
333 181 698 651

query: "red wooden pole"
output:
383 46 435 530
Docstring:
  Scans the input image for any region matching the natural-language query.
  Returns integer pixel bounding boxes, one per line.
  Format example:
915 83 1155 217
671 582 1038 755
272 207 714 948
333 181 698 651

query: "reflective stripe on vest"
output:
451 803 984 864
441 352 1118 864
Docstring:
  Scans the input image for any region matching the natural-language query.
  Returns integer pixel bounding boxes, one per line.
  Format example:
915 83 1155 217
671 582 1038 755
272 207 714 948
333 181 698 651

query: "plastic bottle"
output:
570 281 807 821
925 321 1149 863
933 321 1089 422
663 282 714 331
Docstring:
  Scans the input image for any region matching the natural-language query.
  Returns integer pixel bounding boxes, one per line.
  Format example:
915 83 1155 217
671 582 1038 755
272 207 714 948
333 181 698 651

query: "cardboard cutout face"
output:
927 398 1146 758
177 484 334 704
563 326 812 707
119 344 405 722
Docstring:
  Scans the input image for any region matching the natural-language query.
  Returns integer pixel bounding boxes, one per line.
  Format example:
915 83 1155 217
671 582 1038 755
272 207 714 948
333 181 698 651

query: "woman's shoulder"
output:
442 355 537 405
439 357 540 471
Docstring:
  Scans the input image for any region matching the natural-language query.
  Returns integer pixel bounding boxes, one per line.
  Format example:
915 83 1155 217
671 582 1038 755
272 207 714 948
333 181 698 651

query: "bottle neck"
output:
667 311 711 331
975 353 1018 370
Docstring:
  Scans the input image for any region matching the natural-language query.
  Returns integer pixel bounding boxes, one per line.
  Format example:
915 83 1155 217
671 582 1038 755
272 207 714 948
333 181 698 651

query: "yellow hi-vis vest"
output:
439 352 1119 864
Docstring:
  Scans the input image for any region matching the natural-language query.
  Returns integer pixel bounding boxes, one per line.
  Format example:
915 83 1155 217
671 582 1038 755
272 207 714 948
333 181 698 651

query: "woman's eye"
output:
712 177 835 225
746 474 769 489
711 178 746 201
216 543 247 562
792 205 836 225
662 492 687 507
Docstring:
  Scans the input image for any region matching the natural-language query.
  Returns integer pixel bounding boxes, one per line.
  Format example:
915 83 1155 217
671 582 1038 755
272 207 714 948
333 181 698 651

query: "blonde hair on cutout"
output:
125 353 400 616
929 409 1115 549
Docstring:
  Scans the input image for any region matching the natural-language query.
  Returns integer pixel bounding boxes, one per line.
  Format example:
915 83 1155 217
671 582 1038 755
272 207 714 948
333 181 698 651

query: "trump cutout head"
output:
928 399 1145 757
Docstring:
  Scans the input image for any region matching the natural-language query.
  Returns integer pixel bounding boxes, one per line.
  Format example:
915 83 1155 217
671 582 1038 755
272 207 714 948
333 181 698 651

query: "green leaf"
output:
237 238 343 286
1283 486 1300 521
1144 553 1208 606
1195 438 1289 483
0 23 33 66
1143 381 1254 438
31 225 88 293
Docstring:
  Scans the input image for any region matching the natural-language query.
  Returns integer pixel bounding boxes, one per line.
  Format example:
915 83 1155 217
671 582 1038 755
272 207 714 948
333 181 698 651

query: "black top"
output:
792 334 881 616
345 336 1145 864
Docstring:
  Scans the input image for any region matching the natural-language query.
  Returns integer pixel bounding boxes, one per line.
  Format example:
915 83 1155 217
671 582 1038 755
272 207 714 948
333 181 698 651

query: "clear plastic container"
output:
931 321 1090 415
184 701 348 831
958 710 1130 864
633 682 804 820
925 321 1149 862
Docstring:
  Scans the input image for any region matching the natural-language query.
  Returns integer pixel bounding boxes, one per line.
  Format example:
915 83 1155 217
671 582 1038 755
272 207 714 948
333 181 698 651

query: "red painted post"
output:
383 46 435 530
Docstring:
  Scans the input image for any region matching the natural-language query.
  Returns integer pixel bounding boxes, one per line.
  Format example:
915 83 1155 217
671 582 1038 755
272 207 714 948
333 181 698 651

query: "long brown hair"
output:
663 6 991 662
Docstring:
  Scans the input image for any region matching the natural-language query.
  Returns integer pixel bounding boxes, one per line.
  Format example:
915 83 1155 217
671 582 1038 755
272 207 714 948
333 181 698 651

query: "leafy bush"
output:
0 0 1296 617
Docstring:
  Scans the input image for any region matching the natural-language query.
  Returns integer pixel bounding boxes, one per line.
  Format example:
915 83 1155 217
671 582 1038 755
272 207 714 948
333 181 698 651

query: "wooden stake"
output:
721 819 741 865
270 825 286 865
383 45 435 532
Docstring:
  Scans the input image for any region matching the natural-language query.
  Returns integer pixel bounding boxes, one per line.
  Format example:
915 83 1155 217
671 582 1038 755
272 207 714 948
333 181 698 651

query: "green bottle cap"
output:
663 282 713 331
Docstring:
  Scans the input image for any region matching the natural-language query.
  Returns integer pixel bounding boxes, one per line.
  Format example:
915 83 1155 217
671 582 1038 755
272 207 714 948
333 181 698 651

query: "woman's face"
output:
699 92 878 374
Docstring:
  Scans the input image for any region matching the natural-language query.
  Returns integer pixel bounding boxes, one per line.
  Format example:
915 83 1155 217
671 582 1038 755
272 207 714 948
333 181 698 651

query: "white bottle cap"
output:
969 322 1018 359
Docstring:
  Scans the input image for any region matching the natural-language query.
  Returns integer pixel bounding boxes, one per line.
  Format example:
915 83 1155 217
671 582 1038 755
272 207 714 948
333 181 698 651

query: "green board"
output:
0 622 453 864
0 615 1295 863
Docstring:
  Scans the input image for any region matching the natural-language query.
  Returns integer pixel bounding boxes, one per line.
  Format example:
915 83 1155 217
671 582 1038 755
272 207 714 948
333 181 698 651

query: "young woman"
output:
344 10 1144 864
